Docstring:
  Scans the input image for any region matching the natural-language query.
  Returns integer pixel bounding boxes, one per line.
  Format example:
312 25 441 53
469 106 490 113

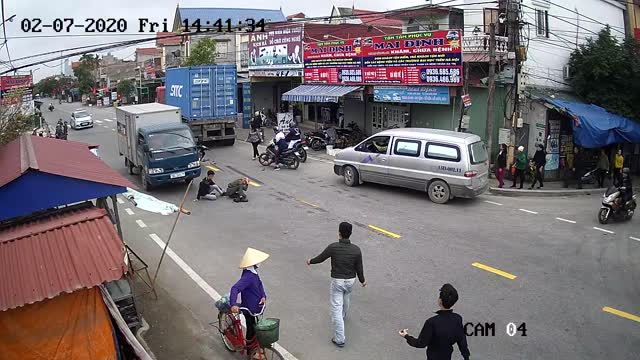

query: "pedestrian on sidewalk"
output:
306 222 366 348
597 149 610 188
510 146 527 189
225 177 250 202
495 144 507 188
614 149 624 187
195 170 224 201
530 144 546 189
248 116 262 160
398 284 470 360
229 247 269 357
573 147 587 189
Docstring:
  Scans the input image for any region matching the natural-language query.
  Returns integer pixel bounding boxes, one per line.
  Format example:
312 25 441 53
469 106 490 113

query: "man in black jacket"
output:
195 170 224 201
307 222 366 347
399 284 470 360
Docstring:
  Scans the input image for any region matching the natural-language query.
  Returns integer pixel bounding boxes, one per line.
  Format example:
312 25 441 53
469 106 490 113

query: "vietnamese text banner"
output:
373 86 450 104
303 30 463 86
249 25 304 70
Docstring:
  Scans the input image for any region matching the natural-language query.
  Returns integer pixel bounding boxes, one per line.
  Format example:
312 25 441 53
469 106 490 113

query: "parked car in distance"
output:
70 110 93 130
333 128 489 204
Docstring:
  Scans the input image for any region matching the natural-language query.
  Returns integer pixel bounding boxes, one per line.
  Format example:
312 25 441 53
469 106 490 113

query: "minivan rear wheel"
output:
428 180 450 204
343 166 359 187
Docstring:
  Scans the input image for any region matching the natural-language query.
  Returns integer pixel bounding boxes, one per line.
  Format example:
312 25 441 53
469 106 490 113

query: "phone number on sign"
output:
20 18 266 33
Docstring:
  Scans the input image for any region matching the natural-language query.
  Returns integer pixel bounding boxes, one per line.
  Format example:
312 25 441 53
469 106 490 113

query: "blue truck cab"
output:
116 103 201 191
137 123 201 190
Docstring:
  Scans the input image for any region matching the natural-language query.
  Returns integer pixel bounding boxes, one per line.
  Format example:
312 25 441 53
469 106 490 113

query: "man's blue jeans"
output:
330 278 356 344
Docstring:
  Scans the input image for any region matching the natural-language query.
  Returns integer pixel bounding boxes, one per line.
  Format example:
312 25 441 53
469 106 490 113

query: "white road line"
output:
630 236 640 242
124 208 134 215
555 217 576 224
95 120 103 124
519 208 538 215
111 128 116 131
117 198 125 204
103 125 109 128
104 119 113 122
484 200 503 206
136 219 147 228
593 227 615 234
147 234 298 360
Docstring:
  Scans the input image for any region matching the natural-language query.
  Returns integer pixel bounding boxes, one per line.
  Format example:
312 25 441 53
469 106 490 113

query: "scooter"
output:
598 186 636 224
258 139 300 169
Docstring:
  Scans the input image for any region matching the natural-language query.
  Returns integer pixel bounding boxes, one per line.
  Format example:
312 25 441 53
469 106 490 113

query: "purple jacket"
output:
229 269 267 314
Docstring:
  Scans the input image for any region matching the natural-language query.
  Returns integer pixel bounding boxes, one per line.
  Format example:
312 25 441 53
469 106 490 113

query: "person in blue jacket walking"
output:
230 247 270 352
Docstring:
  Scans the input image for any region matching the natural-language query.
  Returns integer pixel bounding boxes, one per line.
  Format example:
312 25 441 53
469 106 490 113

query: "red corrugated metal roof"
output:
287 12 305 19
156 32 183 46
351 9 403 27
304 23 400 42
0 135 135 189
0 207 128 311
136 47 161 56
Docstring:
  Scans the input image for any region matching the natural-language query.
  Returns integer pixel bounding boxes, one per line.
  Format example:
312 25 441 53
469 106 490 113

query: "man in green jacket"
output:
510 146 527 189
225 178 249 202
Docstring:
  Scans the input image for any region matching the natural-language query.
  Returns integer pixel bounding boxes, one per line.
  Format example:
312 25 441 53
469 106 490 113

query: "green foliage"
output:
569 27 640 121
117 79 134 96
34 76 76 97
184 37 217 66
73 54 100 95
0 104 33 145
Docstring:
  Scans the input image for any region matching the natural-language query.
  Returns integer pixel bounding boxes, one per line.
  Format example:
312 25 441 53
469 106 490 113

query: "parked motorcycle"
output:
581 168 598 185
258 140 300 169
309 129 330 151
598 186 636 224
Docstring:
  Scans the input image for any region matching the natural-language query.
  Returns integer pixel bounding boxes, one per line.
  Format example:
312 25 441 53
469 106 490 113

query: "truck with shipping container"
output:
165 65 238 146
116 103 202 191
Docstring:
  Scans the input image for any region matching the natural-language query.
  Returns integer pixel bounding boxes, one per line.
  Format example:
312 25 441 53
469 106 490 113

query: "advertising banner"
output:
303 30 463 86
1 75 33 114
373 86 450 104
242 85 252 129
249 25 303 70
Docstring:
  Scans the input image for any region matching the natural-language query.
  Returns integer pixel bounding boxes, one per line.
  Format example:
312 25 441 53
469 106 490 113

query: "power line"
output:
520 3 601 37
538 0 626 35
0 0 12 68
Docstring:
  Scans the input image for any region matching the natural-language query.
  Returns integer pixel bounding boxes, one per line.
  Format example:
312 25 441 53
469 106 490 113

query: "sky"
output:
5 0 429 81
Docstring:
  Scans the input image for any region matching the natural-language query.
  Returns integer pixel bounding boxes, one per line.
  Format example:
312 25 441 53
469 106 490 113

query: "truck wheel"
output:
140 168 151 191
223 139 235 146
428 180 450 204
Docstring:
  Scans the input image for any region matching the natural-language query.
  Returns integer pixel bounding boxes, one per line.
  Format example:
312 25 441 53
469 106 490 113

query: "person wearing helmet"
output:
510 146 527 189
273 127 287 169
620 167 633 204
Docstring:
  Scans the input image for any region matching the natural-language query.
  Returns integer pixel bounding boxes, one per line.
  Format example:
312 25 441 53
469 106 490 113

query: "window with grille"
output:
483 8 499 34
536 9 549 38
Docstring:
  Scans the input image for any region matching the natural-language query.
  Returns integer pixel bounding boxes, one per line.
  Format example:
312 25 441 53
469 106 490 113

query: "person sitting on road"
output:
225 177 250 202
230 247 269 358
195 170 224 201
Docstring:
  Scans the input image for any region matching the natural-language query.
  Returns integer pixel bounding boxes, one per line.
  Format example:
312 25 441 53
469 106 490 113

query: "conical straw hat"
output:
239 247 270 269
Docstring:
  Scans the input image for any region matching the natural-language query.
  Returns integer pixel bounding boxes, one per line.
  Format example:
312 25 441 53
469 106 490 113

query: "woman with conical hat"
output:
229 247 269 353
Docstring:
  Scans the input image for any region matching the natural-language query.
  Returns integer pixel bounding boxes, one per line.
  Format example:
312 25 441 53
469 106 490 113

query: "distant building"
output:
135 48 161 64
156 32 186 70
327 6 403 28
287 12 306 20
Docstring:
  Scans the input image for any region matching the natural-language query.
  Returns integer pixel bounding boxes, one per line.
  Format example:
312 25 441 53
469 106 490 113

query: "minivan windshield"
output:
148 129 195 152
469 141 488 164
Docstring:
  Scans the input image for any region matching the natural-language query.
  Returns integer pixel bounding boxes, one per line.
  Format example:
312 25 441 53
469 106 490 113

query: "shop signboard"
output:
249 69 303 77
0 75 33 114
373 86 449 105
303 30 463 86
249 25 303 70
242 85 252 129
545 119 561 171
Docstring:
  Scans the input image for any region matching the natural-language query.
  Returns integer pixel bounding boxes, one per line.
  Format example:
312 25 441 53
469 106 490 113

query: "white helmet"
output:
255 111 260 116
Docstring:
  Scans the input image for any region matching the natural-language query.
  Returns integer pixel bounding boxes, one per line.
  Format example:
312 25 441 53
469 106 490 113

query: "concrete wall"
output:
521 100 548 158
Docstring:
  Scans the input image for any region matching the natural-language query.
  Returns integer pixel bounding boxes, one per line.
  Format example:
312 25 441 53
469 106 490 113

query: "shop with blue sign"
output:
373 86 450 105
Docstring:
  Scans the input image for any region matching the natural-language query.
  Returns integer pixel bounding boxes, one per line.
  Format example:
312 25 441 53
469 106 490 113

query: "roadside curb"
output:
136 316 158 360
489 186 606 197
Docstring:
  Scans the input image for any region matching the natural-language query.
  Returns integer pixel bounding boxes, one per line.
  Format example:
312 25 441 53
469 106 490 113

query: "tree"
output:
74 54 100 95
569 27 640 121
184 37 217 66
117 79 134 96
0 103 33 145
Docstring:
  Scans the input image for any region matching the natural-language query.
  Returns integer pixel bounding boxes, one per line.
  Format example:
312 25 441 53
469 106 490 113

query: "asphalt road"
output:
45 101 639 360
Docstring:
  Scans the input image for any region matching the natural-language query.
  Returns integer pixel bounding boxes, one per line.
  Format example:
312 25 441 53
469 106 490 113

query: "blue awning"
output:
544 98 640 148
282 85 362 103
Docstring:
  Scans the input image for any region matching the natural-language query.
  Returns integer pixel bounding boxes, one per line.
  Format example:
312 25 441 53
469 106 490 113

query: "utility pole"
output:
457 64 469 132
485 22 496 159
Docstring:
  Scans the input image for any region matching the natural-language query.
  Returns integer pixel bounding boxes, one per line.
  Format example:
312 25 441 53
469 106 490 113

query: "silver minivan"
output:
333 128 489 204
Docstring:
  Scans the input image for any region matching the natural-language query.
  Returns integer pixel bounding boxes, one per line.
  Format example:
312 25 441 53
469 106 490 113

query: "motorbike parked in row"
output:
598 186 636 224
258 139 301 170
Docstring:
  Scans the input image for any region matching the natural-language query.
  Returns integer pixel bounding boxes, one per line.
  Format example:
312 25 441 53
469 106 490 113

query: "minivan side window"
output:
425 143 460 162
469 141 488 164
393 139 421 157
355 136 390 154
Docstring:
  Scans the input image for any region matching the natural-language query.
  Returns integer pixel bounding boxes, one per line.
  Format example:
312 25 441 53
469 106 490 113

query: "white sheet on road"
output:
122 188 180 215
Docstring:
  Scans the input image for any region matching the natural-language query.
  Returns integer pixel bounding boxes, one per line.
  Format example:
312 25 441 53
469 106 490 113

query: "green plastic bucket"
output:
255 318 280 346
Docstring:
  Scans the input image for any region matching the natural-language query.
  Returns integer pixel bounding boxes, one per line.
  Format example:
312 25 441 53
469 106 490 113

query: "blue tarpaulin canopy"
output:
282 85 362 103
544 98 640 148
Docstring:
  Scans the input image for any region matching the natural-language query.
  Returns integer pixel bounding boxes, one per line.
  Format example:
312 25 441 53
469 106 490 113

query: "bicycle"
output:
213 305 284 360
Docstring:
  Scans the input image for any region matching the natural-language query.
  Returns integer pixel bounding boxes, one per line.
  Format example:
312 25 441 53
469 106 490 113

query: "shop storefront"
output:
247 24 304 128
